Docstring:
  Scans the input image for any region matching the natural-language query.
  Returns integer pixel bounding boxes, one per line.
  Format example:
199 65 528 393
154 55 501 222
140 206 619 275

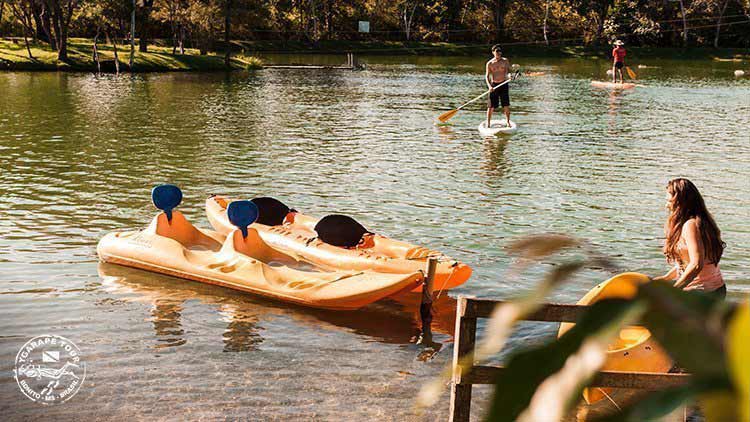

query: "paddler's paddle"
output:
437 71 520 123
626 66 637 80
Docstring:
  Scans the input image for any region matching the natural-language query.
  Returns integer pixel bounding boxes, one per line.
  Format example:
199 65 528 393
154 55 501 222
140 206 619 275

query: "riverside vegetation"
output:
1 0 749 71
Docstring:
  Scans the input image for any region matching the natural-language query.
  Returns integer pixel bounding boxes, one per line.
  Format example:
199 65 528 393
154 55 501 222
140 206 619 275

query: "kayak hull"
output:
97 214 423 310
206 196 471 292
558 272 672 405
590 80 636 89
478 120 517 136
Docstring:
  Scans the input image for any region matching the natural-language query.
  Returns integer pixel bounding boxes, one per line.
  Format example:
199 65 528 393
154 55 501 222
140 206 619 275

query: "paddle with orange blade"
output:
626 66 637 80
437 71 520 123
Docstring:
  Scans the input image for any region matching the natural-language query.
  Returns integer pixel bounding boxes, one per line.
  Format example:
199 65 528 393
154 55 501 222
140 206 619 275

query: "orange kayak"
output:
558 273 672 404
98 187 422 310
206 195 471 292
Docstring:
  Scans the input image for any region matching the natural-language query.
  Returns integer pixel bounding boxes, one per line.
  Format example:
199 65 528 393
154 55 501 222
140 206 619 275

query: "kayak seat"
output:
314 214 374 248
232 228 299 266
251 197 295 226
155 211 222 252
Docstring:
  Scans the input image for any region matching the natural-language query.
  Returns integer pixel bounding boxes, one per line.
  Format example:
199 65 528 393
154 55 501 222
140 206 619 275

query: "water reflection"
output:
151 299 187 349
606 89 626 135
482 137 509 181
98 262 455 351
218 304 264 353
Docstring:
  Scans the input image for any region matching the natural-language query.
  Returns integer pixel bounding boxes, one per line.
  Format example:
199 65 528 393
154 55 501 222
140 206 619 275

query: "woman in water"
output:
653 178 726 299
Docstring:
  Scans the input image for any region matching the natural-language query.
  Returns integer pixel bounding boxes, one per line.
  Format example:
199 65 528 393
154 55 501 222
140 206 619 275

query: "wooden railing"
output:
448 296 692 422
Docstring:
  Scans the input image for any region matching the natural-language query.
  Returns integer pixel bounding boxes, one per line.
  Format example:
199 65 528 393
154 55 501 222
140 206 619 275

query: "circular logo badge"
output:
14 335 86 405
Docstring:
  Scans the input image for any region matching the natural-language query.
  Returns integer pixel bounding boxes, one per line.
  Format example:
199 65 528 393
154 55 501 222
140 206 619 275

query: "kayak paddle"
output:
437 71 519 123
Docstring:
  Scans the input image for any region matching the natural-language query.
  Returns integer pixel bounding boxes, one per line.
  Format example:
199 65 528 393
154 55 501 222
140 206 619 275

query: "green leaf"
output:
594 377 731 422
726 300 750 421
699 390 740 421
486 298 644 422
637 282 731 378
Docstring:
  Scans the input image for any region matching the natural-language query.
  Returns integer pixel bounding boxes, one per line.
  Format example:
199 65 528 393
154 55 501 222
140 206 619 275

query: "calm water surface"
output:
1 55 748 420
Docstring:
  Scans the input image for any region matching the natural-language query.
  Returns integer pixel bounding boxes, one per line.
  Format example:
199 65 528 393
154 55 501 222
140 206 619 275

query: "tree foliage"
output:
1 0 749 61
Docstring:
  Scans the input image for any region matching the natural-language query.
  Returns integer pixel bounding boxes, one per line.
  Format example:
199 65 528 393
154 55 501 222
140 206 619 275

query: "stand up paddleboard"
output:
590 80 636 89
478 120 517 136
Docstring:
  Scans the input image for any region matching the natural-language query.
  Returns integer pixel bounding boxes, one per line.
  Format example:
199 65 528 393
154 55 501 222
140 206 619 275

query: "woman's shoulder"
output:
681 218 700 235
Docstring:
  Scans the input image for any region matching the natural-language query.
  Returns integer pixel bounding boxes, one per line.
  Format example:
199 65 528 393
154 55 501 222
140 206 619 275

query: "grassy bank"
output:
236 39 750 60
0 38 263 72
2 38 747 72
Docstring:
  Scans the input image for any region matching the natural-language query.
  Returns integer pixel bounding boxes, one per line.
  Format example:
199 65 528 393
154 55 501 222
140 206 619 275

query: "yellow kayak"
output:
558 272 672 404
97 186 422 310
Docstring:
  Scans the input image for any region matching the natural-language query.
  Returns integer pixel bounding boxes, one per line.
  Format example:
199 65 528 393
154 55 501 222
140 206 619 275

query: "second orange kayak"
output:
206 195 471 292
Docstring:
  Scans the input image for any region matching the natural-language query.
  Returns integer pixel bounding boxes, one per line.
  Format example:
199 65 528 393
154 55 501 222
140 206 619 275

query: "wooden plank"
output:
463 366 691 389
449 297 478 422
464 298 587 322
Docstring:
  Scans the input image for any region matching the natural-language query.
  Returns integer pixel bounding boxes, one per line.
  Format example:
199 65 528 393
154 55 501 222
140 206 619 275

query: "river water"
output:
1 54 748 420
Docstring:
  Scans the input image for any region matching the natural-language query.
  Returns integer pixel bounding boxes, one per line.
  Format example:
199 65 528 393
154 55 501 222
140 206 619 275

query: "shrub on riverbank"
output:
0 38 262 72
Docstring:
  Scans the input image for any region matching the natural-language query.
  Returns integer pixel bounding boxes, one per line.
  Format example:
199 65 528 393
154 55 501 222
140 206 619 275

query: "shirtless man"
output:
486 44 511 128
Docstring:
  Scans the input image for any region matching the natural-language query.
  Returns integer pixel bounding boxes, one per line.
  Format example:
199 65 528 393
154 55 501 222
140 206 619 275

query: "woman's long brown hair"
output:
664 178 725 264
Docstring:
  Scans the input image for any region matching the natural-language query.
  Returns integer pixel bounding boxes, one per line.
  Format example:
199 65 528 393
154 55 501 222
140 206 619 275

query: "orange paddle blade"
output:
438 109 459 123
626 66 637 79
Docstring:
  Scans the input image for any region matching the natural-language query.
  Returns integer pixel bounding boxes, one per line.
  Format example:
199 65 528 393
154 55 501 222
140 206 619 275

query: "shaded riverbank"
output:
2 38 748 72
0 38 262 72
236 39 750 60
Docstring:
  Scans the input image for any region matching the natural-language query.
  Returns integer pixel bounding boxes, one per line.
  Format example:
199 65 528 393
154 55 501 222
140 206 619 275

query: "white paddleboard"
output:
478 120 517 136
590 80 636 89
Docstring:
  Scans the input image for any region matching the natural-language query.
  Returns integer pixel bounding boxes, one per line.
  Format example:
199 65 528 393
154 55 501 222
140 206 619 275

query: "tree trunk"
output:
224 0 231 68
9 1 35 58
93 27 101 73
47 0 66 61
402 2 417 41
593 0 613 45
109 32 120 74
129 0 135 69
36 1 55 49
179 25 185 54
543 0 550 45
495 0 506 43
58 20 68 61
30 1 45 42
170 5 177 54
138 0 155 52
679 0 688 46
714 0 729 48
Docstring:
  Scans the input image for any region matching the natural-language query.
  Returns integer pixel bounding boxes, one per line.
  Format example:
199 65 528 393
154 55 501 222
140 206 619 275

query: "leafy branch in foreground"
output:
417 233 749 421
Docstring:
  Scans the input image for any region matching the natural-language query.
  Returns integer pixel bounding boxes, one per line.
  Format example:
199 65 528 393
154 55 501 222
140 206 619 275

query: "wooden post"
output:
418 257 438 344
449 296 477 422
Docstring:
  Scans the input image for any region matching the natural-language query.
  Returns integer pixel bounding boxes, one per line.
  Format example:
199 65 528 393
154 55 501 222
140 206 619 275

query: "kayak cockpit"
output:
149 210 223 252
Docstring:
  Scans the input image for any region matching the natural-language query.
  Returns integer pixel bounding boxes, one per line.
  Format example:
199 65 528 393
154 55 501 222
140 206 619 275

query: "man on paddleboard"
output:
485 44 511 128
612 40 626 84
